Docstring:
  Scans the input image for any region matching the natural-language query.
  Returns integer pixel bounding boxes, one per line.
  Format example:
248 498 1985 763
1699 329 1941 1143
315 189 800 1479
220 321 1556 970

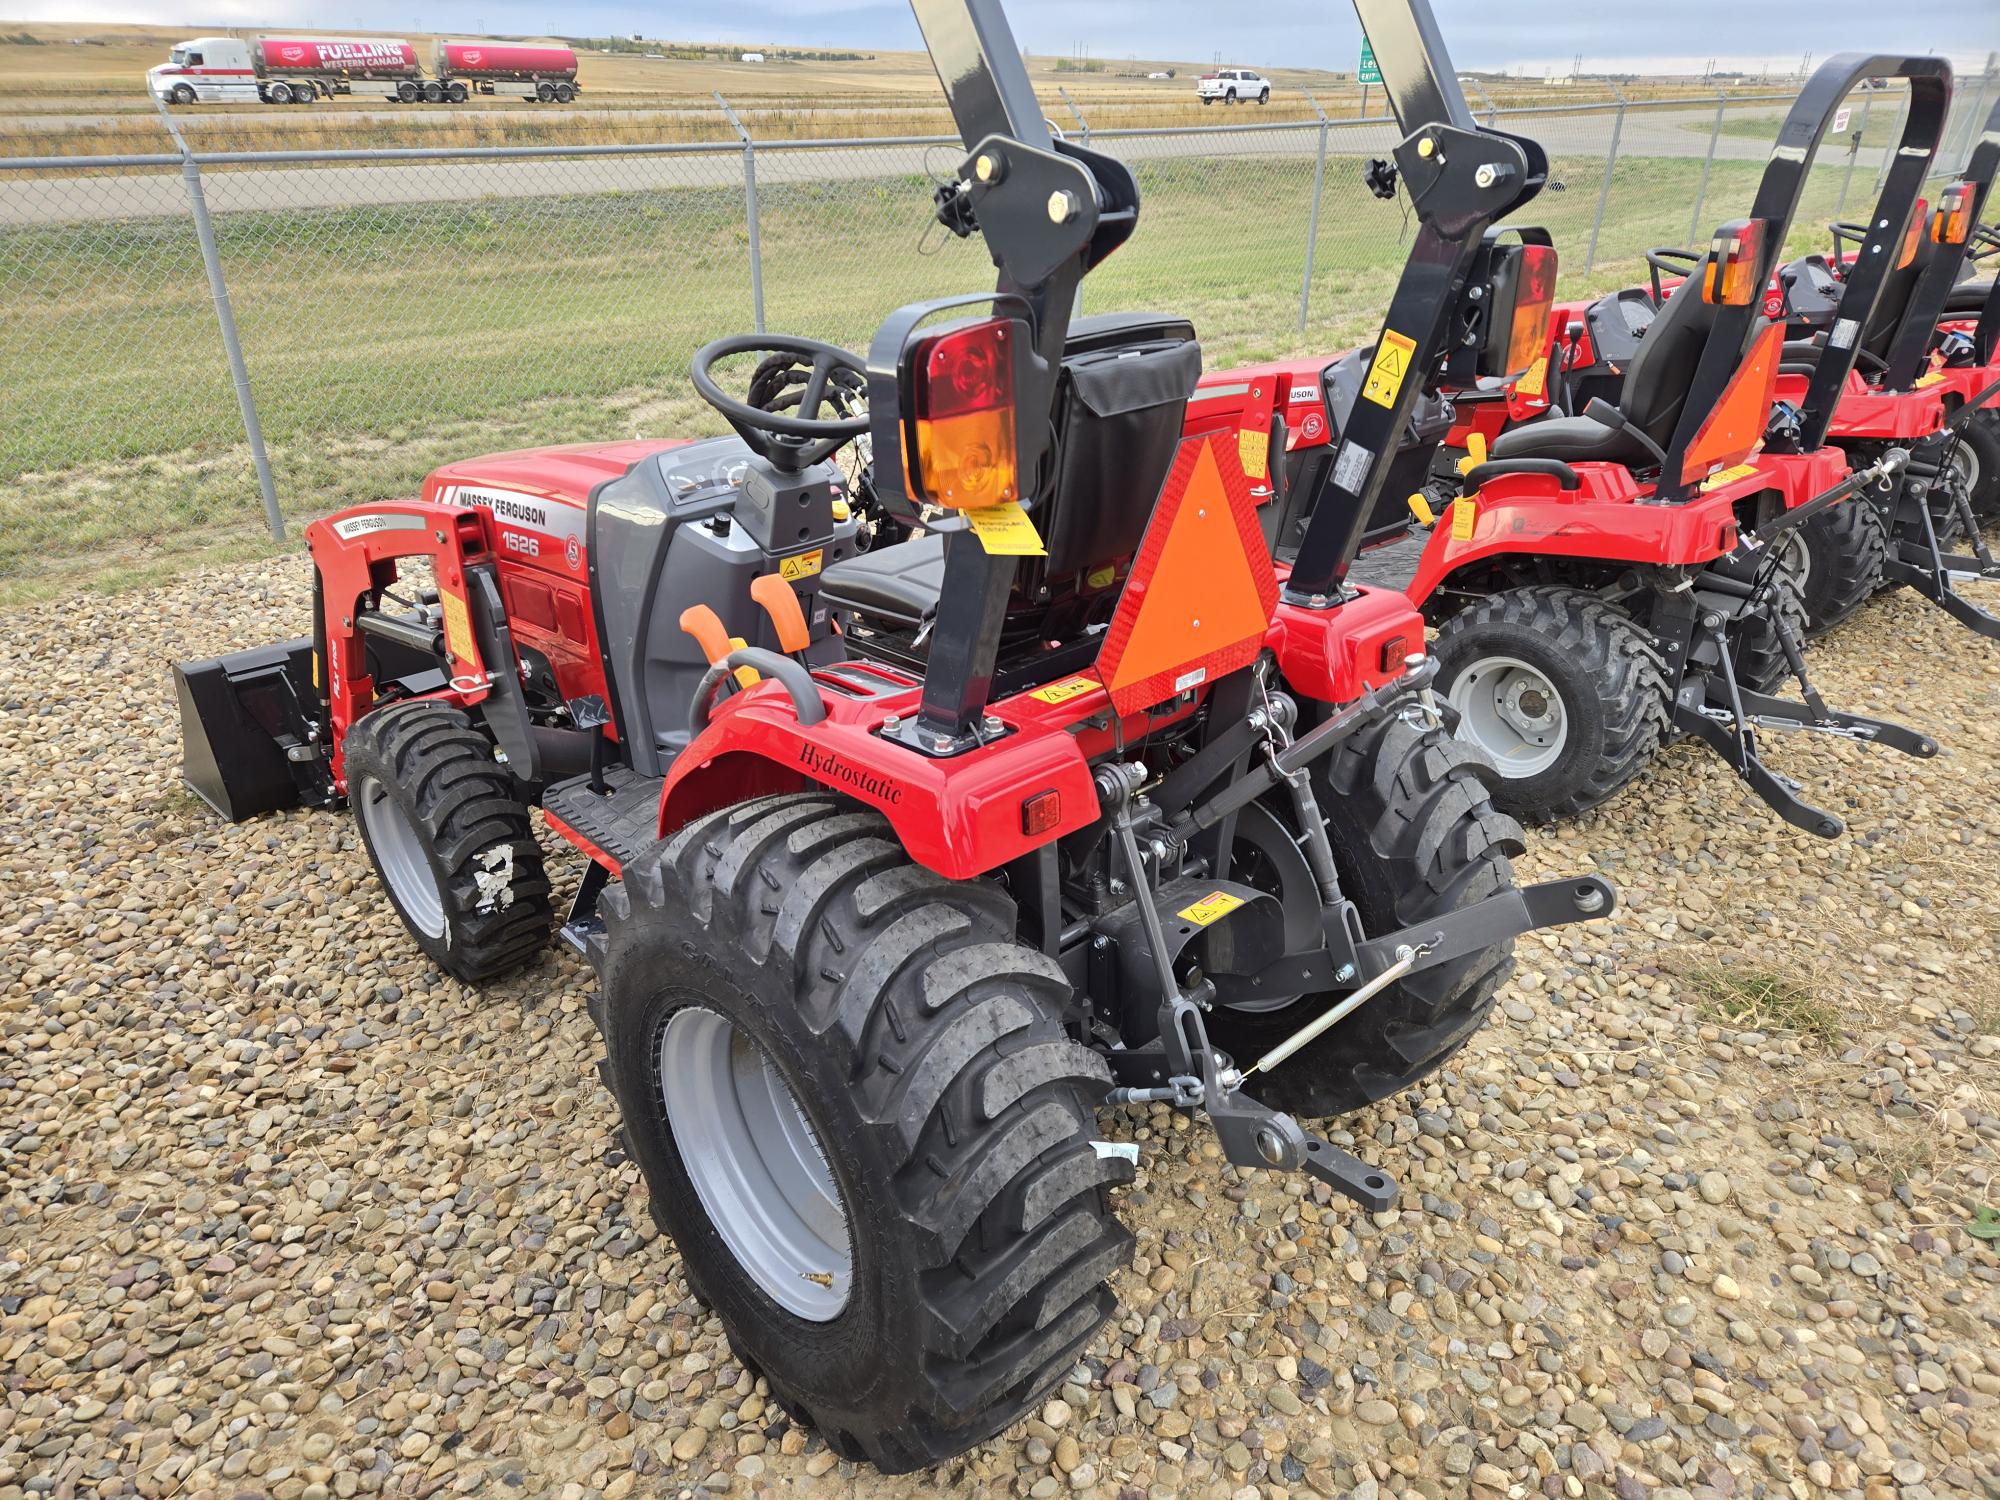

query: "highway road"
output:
1 105 1888 227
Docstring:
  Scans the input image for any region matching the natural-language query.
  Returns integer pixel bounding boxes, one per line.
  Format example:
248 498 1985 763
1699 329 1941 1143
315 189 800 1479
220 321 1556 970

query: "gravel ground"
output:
2 555 1997 1500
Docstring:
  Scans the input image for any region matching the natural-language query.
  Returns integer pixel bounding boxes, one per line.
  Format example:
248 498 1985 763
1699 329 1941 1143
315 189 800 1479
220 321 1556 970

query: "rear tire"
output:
269 82 294 104
1431 586 1669 821
1799 497 1887 634
555 82 575 103
537 81 557 102
595 793 1132 1474
447 81 469 103
1197 713 1526 1119
343 701 552 983
398 81 419 103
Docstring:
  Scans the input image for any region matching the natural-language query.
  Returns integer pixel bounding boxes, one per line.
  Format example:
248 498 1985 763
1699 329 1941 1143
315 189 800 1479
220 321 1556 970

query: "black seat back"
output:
1858 231 1934 362
1031 313 1203 578
1615 256 1722 450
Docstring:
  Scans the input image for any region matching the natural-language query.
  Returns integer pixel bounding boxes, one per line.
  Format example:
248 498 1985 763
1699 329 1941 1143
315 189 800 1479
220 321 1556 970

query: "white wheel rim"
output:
357 775 446 938
1447 654 1570 778
1951 442 1979 500
660 1008 852 1321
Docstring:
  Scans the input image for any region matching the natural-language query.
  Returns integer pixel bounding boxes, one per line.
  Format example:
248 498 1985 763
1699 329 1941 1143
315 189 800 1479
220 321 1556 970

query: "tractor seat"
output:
1944 278 1993 318
819 532 947 629
1487 413 1655 466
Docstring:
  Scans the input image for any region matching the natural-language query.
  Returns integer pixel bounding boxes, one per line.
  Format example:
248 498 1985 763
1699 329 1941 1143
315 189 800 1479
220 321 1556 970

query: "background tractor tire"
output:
1950 413 2000 519
595 793 1133 1474
1799 498 1887 635
1431 586 1669 822
1198 713 1527 1119
344 701 552 983
1726 533 1809 694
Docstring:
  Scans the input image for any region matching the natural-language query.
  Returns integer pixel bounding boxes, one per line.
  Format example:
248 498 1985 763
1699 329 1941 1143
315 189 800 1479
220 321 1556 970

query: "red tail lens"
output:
907 317 1018 510
1898 200 1926 267
1504 243 1558 373
1020 789 1062 836
1703 219 1767 306
1933 184 1973 246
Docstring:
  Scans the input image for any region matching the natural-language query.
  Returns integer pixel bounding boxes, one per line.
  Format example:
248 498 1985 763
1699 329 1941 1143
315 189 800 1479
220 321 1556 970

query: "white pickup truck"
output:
1195 69 1271 105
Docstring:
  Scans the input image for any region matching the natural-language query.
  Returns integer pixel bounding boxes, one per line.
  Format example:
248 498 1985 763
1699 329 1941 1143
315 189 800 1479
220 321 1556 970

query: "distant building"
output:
741 52 765 63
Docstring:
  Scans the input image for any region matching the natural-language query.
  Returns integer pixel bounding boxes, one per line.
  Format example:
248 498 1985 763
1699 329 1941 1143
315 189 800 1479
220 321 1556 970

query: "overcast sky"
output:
24 0 1998 75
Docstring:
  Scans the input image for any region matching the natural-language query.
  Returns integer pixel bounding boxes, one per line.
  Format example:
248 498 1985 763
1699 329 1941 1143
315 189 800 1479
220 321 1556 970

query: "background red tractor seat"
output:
1486 412 1658 465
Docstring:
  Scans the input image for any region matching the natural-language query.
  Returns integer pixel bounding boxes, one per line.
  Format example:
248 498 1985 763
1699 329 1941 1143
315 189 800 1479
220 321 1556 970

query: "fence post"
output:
1059 89 1090 320
1687 88 1727 243
1298 91 1329 334
1464 77 1499 127
1584 86 1627 275
716 93 765 334
152 96 283 542
1836 87 1870 217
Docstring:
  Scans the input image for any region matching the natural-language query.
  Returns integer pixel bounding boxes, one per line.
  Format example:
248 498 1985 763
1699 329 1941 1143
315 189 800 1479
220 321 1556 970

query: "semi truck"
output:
148 36 581 106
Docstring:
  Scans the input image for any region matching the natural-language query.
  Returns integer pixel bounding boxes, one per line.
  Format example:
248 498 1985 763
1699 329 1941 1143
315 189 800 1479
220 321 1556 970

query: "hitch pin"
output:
1240 945 1422 1081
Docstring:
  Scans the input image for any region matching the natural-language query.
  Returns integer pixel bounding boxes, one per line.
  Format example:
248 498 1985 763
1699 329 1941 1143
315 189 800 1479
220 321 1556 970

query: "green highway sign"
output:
1358 37 1382 84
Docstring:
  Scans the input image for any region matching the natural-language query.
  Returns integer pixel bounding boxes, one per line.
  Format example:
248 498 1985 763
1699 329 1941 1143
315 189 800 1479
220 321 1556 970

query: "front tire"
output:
343 701 552 983
596 793 1132 1473
1198 712 1527 1119
169 84 195 105
1951 413 2000 518
1431 586 1669 821
1799 498 1887 634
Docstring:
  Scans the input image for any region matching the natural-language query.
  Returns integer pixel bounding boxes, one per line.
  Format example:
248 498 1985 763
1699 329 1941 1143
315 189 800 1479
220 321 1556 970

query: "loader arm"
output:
1282 0 1547 601
1879 94 2000 390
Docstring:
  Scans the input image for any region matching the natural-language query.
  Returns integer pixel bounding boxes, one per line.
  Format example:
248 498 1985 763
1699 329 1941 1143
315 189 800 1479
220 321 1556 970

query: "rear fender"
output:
1266 581 1424 705
1409 463 1761 597
659 679 1102 881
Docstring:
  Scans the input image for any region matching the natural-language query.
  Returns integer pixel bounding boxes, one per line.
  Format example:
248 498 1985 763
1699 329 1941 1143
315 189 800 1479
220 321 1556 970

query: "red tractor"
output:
1190 55 1949 839
174 0 1614 1469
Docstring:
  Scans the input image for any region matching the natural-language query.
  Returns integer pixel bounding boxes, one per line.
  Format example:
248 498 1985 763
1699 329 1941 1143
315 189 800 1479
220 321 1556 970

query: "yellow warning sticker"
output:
1514 355 1548 399
1699 463 1760 492
1362 328 1418 409
1236 426 1269 480
1176 891 1246 927
1029 674 1099 706
1914 371 1946 389
1451 497 1478 542
779 548 824 581
439 589 477 667
1085 564 1117 589
965 499 1047 556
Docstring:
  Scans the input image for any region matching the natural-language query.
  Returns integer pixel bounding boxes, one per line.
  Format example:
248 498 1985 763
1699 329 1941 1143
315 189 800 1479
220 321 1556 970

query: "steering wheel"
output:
691 334 869 471
1645 246 1703 306
1969 223 2000 264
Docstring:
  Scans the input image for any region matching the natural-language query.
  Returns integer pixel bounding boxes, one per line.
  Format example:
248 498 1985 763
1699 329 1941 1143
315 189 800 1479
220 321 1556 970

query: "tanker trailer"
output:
433 41 581 103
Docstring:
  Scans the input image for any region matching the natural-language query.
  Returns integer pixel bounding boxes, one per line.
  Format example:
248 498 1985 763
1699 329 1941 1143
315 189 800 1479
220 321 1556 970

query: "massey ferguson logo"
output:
463 49 483 65
798 744 903 804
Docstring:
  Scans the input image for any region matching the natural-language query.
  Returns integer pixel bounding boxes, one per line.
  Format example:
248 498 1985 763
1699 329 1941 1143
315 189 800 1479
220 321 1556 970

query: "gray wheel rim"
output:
1952 442 1979 503
660 1007 852 1321
357 775 445 939
1448 654 1569 778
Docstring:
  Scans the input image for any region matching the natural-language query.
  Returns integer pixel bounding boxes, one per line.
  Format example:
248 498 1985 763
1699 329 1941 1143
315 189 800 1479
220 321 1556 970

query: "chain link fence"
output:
3 72 1994 601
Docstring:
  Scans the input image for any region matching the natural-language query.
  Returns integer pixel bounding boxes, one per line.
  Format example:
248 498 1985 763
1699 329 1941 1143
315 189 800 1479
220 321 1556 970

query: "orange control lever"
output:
749 574 812 655
680 605 759 688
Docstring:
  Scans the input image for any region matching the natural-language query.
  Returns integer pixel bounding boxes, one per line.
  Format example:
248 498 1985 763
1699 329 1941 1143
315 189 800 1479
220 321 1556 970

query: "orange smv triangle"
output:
1097 435 1278 715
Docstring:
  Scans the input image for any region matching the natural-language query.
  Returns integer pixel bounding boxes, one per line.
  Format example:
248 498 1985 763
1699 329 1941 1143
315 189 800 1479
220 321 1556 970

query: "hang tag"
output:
964 500 1046 556
1237 426 1269 480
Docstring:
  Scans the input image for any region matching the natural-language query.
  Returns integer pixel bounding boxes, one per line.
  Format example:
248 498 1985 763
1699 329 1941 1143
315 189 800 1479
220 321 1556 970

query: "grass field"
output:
1 131 1876 604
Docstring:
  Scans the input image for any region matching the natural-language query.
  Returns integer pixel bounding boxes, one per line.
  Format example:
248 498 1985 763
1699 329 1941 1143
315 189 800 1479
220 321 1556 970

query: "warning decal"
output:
1514 356 1548 399
439 589 477 668
1362 329 1418 409
1699 463 1760 492
779 548 823 581
1237 427 1269 480
1176 891 1246 927
1028 675 1099 705
965 500 1047 556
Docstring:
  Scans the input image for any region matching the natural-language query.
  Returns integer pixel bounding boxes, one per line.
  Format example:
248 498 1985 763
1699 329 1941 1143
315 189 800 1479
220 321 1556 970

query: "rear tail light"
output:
904 317 1019 510
1021 789 1062 836
1898 200 1926 267
1932 184 1972 246
1702 219 1767 306
1503 244 1558 374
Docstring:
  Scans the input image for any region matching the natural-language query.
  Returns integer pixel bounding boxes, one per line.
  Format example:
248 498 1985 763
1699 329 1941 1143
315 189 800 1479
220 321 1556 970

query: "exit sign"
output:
1358 37 1382 85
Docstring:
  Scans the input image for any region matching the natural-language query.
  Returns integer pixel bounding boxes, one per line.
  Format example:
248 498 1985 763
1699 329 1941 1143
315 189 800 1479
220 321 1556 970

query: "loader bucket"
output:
173 637 328 822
